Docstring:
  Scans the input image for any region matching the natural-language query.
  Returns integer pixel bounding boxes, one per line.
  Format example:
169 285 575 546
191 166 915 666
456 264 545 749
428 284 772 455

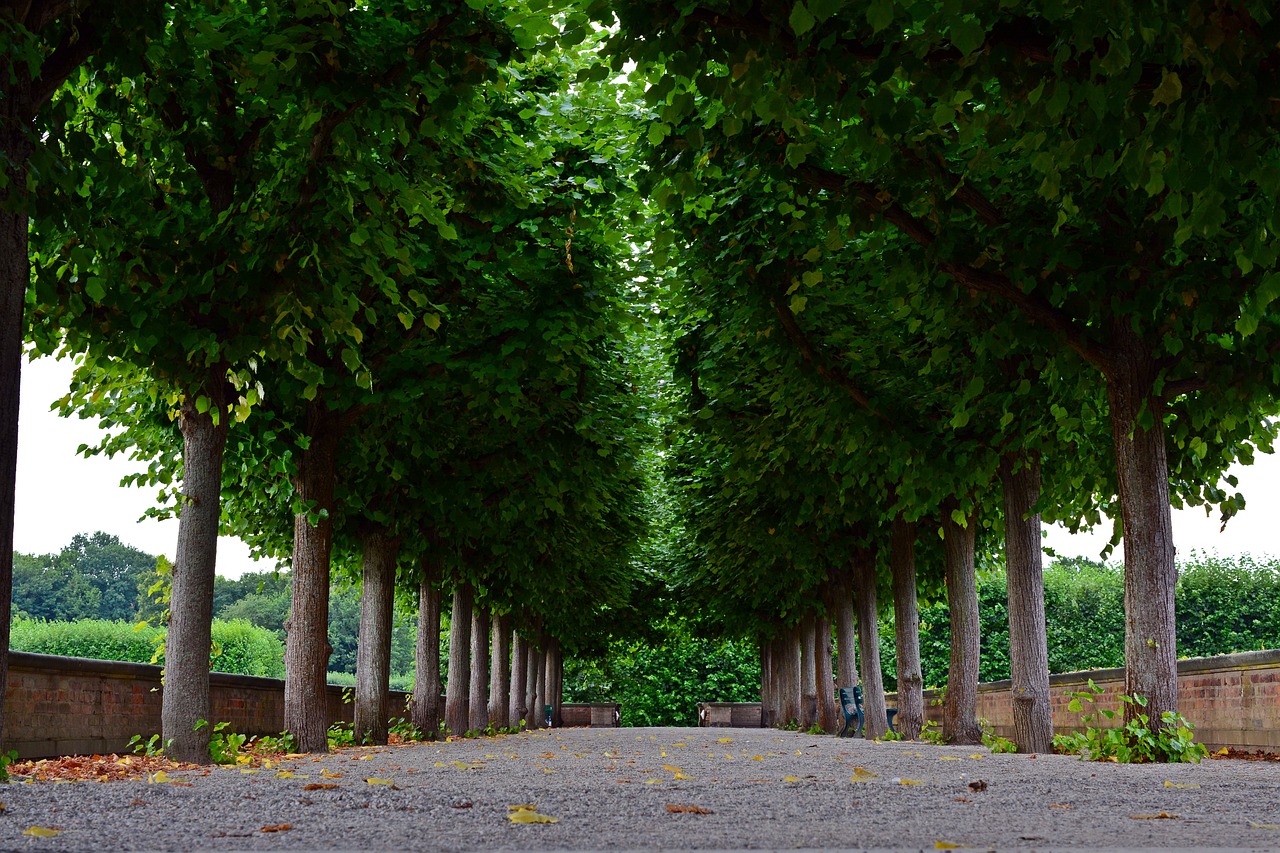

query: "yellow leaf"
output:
235 754 252 766
898 778 924 786
673 771 692 780
1129 812 1180 820
717 738 732 743
275 771 304 779
240 768 259 774
935 842 964 849
968 754 984 760
783 775 801 783
662 764 682 773
751 755 764 761
850 767 879 781
794 750 803 755
939 756 962 761
645 779 662 785
320 770 343 778
434 762 446 767
508 809 559 824
1216 747 1230 756
1163 781 1200 789
148 771 169 784
283 753 308 759
356 755 373 761
262 759 274 769
24 827 63 838
672 743 686 747
366 778 400 789
1249 822 1280 829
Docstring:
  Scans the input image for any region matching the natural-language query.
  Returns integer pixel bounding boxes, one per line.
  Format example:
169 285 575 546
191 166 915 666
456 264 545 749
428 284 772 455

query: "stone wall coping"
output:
960 648 1280 695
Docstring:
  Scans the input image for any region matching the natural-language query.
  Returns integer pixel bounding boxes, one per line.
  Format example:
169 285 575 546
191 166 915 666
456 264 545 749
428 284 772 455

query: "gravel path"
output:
2 726 1278 851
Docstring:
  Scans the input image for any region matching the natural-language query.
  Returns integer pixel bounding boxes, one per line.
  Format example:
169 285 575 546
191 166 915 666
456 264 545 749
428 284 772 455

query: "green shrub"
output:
10 617 284 678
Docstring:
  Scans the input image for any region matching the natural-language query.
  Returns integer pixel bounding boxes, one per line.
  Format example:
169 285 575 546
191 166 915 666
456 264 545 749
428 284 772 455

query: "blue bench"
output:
837 685 898 737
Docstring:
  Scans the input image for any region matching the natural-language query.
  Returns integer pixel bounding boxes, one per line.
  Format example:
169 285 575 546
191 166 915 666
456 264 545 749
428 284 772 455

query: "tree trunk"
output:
534 642 548 728
815 615 839 733
890 514 924 740
489 613 511 729
831 575 859 689
758 639 773 728
782 626 801 727
941 501 982 745
799 616 818 729
354 527 399 746
469 605 491 733
509 630 529 727
444 583 473 737
853 551 889 739
285 402 341 753
525 637 542 729
1000 452 1054 753
1107 336 1179 727
545 638 562 727
161 379 230 763
411 554 443 738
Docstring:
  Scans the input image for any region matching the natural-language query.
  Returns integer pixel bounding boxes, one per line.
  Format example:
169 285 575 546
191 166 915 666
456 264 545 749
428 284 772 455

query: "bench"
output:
837 685 898 738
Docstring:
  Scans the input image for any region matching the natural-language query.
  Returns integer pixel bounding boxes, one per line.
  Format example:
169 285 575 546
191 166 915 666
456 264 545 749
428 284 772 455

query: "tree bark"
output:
853 551 889 739
161 378 230 763
411 554 443 738
1000 452 1054 753
782 626 801 727
444 583 473 737
509 630 529 727
759 639 774 728
489 613 511 729
0 135 27 761
799 615 818 729
285 402 341 753
354 527 399 746
534 641 548 728
469 605 491 733
941 502 982 745
525 637 542 729
831 576 860 690
890 515 924 740
1107 335 1179 727
545 638 562 727
815 615 839 733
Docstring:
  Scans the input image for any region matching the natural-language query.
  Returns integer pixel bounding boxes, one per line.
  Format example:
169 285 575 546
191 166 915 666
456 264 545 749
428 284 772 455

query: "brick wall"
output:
907 649 1280 750
1 651 394 759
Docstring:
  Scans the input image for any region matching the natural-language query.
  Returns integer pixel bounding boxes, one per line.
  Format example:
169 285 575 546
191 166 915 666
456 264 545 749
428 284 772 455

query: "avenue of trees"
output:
2 1 1277 761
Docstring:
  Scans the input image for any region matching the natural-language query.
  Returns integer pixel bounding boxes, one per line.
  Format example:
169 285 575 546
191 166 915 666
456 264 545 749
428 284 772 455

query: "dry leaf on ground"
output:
507 805 559 824
24 827 63 838
665 804 713 814
260 823 292 833
302 783 339 791
1129 812 1180 820
1163 781 1200 789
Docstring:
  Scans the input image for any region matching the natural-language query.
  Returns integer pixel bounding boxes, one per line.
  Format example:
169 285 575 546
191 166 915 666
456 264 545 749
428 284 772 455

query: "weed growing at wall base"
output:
1053 680 1208 763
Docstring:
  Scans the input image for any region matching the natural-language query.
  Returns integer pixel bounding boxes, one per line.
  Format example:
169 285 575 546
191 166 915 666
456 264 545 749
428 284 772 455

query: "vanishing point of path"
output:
3 726 1278 851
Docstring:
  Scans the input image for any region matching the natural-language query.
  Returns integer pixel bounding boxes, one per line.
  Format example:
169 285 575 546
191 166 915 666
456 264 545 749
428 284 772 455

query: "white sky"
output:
13 354 1279 580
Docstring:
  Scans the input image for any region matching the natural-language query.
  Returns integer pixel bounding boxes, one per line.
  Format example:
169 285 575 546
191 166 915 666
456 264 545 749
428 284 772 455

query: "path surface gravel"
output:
2 726 1278 851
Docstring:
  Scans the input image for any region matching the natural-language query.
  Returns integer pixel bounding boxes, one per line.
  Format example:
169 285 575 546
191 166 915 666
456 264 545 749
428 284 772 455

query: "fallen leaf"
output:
260 823 292 833
898 778 924 786
1216 747 1230 756
939 756 962 761
783 775 801 783
1129 812 1180 820
23 827 63 838
953 797 972 803
673 771 692 780
751 755 764 761
507 805 559 824
320 770 342 778
672 743 686 747
935 842 963 849
366 777 400 789
1163 781 1200 789
968 754 984 760
850 767 879 781
302 783 338 791
240 768 259 774
275 771 304 778
645 779 662 785
451 801 473 809
1049 803 1073 809
148 771 170 784
717 738 732 744
968 780 988 792
1249 822 1279 829
356 755 373 761
666 804 713 814
170 781 193 787
662 764 682 773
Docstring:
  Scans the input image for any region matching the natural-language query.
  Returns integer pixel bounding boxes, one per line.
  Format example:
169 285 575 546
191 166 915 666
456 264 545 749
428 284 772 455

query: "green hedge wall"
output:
879 554 1280 689
10 617 286 679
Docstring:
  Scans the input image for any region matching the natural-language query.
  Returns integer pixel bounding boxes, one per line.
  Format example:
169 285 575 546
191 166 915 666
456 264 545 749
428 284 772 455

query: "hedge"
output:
10 617 286 679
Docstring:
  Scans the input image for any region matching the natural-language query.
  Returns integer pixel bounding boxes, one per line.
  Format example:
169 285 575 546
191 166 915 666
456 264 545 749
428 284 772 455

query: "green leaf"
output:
1151 69 1183 106
866 0 894 32
789 2 816 35
949 18 985 56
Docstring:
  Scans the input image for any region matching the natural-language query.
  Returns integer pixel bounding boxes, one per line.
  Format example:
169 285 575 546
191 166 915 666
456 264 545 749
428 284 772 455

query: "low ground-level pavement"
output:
2 725 1278 851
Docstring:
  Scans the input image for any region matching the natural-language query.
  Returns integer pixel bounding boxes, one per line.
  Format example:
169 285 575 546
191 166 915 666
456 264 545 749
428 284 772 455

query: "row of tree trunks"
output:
353 527 400 745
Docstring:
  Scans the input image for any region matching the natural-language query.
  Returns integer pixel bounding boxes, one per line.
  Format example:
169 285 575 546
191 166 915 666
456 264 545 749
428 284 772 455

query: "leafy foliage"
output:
1053 681 1208 764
